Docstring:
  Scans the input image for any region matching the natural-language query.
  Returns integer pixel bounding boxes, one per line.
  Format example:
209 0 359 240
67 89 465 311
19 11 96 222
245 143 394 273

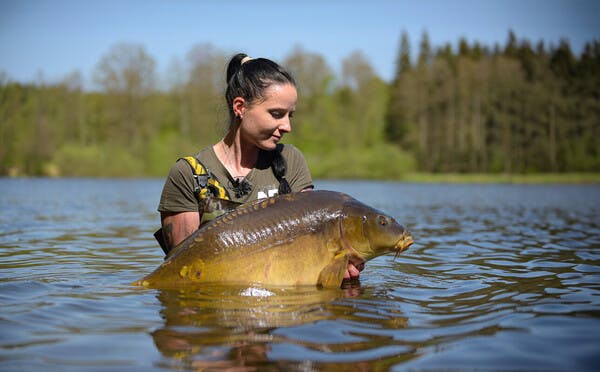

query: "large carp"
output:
134 190 413 289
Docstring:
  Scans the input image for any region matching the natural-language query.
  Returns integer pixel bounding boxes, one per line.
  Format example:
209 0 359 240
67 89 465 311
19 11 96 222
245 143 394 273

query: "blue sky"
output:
1 0 598 88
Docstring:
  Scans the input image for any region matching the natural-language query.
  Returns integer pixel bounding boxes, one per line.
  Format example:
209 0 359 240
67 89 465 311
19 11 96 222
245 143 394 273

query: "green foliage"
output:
52 143 141 177
1 34 599 179
386 32 600 173
144 129 198 177
307 144 415 179
401 172 600 184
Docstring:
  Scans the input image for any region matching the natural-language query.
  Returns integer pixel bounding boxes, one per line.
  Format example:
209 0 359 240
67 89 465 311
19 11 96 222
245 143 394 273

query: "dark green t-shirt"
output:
158 144 313 213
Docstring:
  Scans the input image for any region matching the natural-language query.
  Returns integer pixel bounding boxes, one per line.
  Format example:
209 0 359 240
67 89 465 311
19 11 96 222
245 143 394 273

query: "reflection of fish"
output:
151 283 408 366
134 191 413 289
155 285 348 331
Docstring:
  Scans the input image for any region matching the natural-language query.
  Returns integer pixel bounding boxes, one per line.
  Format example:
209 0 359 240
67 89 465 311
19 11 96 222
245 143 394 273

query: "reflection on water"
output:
1 178 599 371
152 283 374 370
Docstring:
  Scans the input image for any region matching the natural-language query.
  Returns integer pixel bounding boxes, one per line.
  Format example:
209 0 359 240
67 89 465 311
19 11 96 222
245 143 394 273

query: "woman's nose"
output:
279 116 292 133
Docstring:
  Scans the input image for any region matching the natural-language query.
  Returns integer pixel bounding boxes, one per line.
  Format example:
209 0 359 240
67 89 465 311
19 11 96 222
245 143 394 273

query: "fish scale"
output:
134 190 413 289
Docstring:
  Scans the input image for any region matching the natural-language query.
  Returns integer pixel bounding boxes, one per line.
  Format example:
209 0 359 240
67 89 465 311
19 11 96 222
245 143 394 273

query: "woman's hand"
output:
343 261 365 280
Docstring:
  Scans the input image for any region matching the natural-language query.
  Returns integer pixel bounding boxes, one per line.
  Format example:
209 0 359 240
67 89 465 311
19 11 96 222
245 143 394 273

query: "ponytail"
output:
272 145 292 195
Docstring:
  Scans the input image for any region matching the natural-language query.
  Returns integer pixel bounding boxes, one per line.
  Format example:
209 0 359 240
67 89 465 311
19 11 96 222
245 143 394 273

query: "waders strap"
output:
180 156 231 202
154 156 235 255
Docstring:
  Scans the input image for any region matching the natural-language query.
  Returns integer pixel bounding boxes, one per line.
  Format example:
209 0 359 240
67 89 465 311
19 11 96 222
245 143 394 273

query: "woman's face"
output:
238 83 297 151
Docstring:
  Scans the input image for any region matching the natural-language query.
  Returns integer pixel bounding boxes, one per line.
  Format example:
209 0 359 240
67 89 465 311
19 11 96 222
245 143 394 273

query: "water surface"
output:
1 178 599 370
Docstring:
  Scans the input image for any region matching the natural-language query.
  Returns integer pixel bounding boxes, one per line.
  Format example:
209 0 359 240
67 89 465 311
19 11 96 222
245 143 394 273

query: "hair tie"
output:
241 56 253 65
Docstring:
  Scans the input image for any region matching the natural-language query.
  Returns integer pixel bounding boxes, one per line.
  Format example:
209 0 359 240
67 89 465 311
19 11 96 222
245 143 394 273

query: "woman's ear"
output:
232 97 246 119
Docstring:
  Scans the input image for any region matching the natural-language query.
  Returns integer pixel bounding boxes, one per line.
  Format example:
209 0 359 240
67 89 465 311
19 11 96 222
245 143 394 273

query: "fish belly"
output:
140 233 343 288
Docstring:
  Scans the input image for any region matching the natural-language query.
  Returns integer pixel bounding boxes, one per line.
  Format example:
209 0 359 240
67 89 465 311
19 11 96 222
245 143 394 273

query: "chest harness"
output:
180 156 241 225
155 148 291 255
154 156 238 255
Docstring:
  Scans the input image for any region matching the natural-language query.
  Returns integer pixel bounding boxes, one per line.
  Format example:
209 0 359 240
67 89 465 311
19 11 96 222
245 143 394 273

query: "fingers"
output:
344 262 362 280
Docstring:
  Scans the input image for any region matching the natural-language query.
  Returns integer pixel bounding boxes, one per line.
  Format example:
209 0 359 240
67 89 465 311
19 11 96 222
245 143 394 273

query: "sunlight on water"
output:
1 179 599 370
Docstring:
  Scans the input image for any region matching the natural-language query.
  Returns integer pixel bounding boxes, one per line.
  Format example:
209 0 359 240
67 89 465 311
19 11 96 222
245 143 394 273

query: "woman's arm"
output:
160 211 200 253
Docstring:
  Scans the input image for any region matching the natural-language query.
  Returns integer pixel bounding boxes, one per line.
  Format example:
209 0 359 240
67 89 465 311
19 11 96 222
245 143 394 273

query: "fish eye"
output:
378 216 388 226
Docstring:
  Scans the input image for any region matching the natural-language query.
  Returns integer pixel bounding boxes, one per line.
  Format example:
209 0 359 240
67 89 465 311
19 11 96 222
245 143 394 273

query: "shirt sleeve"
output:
282 144 314 192
157 159 199 213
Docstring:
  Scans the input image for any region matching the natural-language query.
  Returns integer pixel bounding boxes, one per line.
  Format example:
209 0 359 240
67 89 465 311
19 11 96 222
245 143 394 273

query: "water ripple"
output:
1 180 600 370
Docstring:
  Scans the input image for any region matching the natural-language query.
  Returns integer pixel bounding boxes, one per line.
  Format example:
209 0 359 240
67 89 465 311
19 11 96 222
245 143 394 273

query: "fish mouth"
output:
393 231 414 260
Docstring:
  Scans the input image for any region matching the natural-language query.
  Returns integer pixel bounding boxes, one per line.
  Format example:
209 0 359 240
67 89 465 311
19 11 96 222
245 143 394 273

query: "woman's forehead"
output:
262 83 297 104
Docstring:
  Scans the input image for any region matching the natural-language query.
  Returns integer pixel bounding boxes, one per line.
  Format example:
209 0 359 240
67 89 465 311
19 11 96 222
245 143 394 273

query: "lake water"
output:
1 178 599 371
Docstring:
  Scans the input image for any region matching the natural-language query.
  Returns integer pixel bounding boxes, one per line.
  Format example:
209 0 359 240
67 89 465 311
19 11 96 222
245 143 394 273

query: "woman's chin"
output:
258 139 280 151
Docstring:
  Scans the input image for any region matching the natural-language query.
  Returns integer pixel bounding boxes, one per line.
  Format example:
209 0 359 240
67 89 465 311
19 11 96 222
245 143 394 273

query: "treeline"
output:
387 31 600 173
1 31 598 178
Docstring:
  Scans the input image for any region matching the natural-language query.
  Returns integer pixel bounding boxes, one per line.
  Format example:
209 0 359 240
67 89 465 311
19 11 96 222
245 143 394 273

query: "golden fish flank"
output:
178 260 205 282
134 190 413 289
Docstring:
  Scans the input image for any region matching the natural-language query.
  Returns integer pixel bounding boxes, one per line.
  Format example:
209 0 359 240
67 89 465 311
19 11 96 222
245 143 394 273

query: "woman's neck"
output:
214 131 259 179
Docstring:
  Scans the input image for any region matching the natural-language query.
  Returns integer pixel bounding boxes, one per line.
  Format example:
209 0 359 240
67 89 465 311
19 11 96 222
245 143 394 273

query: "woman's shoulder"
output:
279 143 305 159
167 146 215 175
193 146 216 162
277 144 312 189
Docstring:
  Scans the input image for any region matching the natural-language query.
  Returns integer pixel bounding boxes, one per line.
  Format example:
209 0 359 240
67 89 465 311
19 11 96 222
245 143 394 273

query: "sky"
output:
1 0 599 89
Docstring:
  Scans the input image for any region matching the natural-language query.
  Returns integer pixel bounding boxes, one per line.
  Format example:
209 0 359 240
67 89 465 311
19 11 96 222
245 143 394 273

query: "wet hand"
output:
343 262 365 280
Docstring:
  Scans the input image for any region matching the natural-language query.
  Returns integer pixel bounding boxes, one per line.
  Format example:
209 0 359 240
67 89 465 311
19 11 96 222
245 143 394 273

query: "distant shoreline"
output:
397 173 600 184
3 173 599 184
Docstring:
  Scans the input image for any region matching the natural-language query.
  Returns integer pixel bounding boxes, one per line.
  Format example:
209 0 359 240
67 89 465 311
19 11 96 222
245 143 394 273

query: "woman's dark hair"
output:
226 53 295 195
272 145 292 195
225 53 296 125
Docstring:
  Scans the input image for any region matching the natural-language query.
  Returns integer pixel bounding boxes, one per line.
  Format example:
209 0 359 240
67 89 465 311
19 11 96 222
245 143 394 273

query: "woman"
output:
157 53 363 280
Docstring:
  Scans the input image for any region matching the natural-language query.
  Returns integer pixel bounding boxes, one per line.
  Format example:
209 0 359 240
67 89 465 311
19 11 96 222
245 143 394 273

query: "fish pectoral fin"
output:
317 252 348 288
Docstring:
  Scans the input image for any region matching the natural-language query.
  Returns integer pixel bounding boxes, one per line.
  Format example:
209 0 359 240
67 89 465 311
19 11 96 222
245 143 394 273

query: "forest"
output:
1 31 598 179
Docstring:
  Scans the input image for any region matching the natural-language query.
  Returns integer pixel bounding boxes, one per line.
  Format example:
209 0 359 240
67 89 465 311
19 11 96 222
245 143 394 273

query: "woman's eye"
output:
270 110 293 119
270 110 284 119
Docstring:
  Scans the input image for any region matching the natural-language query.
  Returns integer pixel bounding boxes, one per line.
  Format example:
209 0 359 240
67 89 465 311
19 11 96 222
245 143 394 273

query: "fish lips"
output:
393 230 414 260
